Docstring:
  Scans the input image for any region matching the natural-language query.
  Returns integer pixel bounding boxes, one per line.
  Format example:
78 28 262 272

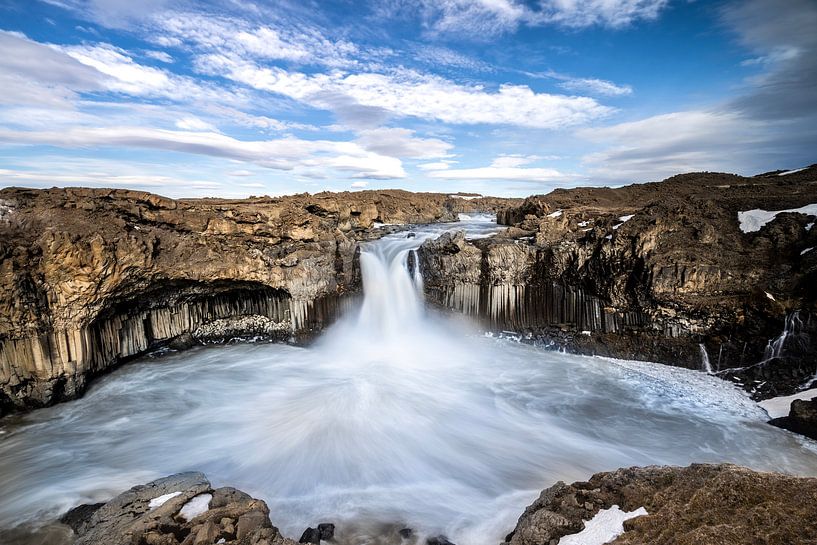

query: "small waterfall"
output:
763 311 802 360
357 243 425 339
699 344 713 374
410 249 424 294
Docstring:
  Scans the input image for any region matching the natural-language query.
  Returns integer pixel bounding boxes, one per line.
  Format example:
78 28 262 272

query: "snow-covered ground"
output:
559 506 648 545
758 387 817 419
778 168 808 176
737 204 817 233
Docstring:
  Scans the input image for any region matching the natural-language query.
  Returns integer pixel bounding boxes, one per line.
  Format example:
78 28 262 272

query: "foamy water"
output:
1 216 816 545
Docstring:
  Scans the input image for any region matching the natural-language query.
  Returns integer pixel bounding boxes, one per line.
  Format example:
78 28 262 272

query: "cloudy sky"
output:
0 0 815 197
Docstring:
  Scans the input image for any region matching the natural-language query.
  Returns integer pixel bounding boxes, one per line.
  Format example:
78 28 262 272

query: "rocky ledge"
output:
0 187 516 415
504 463 817 545
59 472 296 545
47 464 817 545
418 166 817 399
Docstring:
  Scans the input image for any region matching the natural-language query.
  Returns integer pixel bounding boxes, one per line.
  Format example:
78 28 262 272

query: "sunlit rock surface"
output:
0 186 517 414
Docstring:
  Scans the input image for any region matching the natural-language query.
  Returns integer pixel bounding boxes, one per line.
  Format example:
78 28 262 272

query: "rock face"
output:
0 187 517 415
61 472 296 545
504 464 817 545
770 397 817 440
418 167 817 399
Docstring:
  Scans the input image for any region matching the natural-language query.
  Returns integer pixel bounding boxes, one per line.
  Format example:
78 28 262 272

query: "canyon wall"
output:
419 167 817 398
0 187 517 414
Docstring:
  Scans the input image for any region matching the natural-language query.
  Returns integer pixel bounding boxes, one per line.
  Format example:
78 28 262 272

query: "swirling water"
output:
1 215 817 545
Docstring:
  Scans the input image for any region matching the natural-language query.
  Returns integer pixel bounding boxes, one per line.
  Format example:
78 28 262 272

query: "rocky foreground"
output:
419 166 817 399
47 464 817 545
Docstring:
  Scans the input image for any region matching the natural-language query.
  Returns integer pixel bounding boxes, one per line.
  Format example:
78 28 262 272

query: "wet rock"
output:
298 527 321 544
317 523 335 540
769 397 817 440
406 232 416 238
58 502 104 534
63 472 296 545
426 535 455 545
399 528 413 538
504 463 817 545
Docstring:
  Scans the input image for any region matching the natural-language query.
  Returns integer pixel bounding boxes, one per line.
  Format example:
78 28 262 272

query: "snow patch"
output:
0 199 13 220
737 204 817 233
618 214 634 223
547 209 563 218
577 220 589 227
765 291 776 301
605 234 612 240
777 167 807 176
559 505 648 545
758 387 817 419
148 491 182 509
178 493 212 521
802 247 814 256
807 223 814 231
448 194 482 200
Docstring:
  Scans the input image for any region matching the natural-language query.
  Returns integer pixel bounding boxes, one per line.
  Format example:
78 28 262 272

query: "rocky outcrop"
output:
503 464 817 545
770 397 817 440
418 167 817 399
0 187 517 415
60 472 297 545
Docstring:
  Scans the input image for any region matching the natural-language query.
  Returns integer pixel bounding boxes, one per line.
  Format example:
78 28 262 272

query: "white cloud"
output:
576 110 776 181
197 56 613 129
536 0 669 28
428 159 568 181
490 154 540 168
0 126 407 179
0 31 103 108
144 50 173 63
228 169 254 177
417 162 451 171
355 127 453 158
154 13 361 69
525 69 632 97
175 116 218 132
350 181 369 188
380 0 669 35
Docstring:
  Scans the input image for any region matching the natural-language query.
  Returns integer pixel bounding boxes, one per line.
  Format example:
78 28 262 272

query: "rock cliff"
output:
418 167 817 399
0 187 516 414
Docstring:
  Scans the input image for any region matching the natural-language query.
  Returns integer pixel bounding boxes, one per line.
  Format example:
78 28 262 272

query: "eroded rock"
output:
503 464 817 545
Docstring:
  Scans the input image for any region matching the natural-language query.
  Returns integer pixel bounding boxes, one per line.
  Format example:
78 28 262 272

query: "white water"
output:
763 311 803 361
2 216 817 545
699 344 713 374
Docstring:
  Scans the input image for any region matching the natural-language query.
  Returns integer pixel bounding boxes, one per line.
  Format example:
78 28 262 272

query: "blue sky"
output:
0 0 815 198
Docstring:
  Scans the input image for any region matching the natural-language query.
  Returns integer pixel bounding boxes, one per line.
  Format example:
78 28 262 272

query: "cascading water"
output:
699 344 713 374
2 216 817 545
763 311 803 360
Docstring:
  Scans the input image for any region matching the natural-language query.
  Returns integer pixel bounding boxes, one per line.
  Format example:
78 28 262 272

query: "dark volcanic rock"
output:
64 472 295 545
317 523 335 540
770 397 817 440
419 167 817 398
504 464 817 545
299 527 321 544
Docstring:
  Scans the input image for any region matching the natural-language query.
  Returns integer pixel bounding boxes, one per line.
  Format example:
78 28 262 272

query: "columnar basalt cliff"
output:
419 167 817 399
0 187 517 414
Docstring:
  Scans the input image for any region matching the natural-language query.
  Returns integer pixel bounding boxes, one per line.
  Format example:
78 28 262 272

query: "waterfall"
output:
356 241 426 339
763 311 802 360
699 343 713 374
